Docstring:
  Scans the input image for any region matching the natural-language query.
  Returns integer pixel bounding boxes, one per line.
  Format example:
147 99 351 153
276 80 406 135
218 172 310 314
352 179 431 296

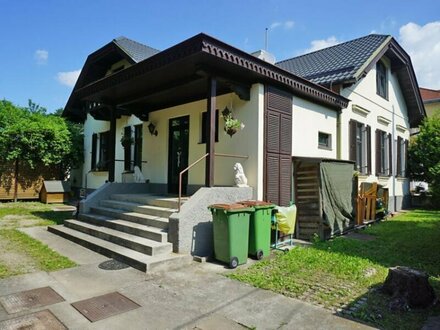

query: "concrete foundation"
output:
169 187 253 257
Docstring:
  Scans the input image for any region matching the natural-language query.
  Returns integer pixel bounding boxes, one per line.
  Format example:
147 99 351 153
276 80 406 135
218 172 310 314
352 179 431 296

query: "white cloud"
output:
270 20 294 30
398 21 440 89
34 49 48 65
303 36 341 54
56 70 81 87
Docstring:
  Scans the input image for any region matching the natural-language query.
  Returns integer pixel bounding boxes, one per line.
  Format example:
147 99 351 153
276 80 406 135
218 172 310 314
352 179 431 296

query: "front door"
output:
168 116 189 194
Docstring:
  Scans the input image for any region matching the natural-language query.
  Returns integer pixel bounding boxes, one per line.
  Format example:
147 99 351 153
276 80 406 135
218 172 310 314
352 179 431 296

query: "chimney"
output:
251 49 276 64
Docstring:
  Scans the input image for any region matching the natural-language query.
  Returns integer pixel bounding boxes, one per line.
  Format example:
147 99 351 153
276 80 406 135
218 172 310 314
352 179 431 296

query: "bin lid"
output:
208 203 253 212
239 200 274 208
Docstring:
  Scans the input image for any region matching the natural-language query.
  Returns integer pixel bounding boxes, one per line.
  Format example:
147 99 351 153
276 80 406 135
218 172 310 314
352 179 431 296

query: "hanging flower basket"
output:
222 107 244 138
120 135 134 148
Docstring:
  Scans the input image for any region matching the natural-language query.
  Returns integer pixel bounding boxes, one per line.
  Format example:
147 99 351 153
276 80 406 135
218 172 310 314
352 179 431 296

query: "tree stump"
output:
381 266 437 311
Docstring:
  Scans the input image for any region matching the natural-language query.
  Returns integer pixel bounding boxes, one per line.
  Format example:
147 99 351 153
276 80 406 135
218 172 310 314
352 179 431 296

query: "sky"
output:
1 0 439 113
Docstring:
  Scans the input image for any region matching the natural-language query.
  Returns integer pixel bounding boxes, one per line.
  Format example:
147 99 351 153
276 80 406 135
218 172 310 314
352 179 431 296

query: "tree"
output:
52 108 84 177
0 100 74 201
409 114 440 208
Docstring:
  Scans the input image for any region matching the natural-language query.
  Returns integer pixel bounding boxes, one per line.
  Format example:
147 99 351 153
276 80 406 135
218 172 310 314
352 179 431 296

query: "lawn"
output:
0 202 76 279
230 210 440 330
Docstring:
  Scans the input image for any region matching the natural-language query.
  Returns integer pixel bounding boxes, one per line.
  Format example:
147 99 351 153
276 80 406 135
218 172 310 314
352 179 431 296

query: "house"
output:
277 34 425 213
54 33 424 270
419 87 440 117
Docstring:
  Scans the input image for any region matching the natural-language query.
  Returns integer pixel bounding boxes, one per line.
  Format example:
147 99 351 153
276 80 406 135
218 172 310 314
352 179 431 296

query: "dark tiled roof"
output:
276 34 389 85
113 37 160 63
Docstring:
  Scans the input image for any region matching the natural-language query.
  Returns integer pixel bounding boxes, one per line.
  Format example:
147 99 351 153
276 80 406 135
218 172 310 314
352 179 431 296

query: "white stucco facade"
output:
340 55 411 209
292 97 338 159
81 84 266 198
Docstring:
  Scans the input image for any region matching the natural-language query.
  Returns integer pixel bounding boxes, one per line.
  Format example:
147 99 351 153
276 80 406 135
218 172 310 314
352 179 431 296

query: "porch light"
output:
148 122 158 136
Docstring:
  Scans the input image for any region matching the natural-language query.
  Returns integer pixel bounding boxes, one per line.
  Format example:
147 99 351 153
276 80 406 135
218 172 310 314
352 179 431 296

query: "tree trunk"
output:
381 266 437 311
13 159 19 203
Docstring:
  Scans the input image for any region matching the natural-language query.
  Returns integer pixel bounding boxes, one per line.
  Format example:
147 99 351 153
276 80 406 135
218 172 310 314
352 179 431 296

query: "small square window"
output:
318 132 331 149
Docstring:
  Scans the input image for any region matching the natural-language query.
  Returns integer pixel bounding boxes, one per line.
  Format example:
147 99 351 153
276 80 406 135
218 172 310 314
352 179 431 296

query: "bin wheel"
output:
284 248 290 253
256 249 264 260
229 257 239 269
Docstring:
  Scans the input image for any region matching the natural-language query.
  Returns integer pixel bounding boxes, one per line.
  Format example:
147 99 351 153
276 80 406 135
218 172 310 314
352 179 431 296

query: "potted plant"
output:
222 107 245 137
120 134 134 148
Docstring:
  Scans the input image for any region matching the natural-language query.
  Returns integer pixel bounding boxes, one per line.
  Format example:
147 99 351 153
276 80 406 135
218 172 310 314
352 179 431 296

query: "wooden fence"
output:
0 161 59 200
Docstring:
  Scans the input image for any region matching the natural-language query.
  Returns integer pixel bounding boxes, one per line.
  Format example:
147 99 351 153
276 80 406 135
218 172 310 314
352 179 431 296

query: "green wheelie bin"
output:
208 203 254 268
239 201 275 260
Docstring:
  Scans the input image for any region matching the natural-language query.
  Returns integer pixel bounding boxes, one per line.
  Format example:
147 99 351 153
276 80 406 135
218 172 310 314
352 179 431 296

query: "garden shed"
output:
40 180 71 204
293 157 356 240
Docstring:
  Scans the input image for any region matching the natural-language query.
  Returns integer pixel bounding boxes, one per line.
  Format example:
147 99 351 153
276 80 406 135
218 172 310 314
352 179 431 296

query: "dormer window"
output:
376 61 388 99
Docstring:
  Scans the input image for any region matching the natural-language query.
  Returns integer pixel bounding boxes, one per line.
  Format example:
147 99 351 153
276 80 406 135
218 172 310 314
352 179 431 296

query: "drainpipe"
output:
392 105 396 212
336 110 342 159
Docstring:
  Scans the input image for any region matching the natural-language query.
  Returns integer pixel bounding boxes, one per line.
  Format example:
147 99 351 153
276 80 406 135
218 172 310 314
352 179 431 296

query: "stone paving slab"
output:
0 227 377 330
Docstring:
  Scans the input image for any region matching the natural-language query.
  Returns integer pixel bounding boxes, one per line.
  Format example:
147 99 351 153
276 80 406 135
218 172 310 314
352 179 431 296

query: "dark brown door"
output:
264 86 293 206
168 116 190 194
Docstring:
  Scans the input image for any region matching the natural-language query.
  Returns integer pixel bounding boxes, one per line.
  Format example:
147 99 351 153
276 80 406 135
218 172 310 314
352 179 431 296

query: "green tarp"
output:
320 162 355 235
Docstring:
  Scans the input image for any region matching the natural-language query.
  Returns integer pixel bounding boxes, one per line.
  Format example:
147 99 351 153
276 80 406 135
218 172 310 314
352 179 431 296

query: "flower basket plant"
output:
120 134 134 148
222 107 245 137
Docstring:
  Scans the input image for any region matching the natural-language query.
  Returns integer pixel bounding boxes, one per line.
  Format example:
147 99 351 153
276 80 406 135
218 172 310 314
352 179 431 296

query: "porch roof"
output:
64 33 349 122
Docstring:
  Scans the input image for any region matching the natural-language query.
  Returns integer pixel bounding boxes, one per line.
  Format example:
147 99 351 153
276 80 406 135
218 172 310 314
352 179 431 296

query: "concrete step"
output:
100 200 176 218
79 213 168 243
90 206 169 230
47 225 192 272
64 220 172 256
110 194 189 209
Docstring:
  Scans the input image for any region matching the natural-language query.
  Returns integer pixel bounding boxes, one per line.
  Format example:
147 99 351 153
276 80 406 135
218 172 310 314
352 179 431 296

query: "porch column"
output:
205 77 217 187
108 104 117 182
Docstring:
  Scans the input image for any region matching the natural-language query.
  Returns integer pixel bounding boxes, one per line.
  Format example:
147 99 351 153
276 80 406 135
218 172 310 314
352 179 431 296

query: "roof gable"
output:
277 34 425 127
277 34 389 85
63 37 159 121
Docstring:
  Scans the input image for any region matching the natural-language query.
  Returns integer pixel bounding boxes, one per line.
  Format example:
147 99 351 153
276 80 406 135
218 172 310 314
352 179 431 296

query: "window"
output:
396 136 408 177
133 124 143 169
98 131 110 170
349 120 371 174
123 126 132 171
200 110 219 143
376 130 392 176
91 133 98 170
376 61 388 99
318 132 331 149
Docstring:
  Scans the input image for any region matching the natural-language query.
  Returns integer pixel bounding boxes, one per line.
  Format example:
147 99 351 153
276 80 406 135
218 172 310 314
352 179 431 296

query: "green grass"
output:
0 201 76 278
230 210 440 330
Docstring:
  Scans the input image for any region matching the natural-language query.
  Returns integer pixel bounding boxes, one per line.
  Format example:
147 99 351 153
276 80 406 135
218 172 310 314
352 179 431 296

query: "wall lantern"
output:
148 122 158 136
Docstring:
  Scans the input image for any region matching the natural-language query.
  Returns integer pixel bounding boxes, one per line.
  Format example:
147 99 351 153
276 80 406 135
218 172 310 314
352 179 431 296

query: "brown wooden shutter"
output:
404 139 409 177
349 120 356 161
366 125 371 175
375 129 381 176
265 154 279 204
279 155 292 206
397 136 402 176
91 133 97 170
264 86 292 206
388 133 392 176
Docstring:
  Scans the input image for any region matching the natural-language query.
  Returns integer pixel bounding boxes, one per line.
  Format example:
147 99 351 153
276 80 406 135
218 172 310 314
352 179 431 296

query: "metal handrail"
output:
178 153 209 211
177 152 249 212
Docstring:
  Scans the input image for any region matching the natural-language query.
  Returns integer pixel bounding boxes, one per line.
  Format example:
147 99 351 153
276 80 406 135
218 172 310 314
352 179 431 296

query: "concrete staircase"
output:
48 194 191 272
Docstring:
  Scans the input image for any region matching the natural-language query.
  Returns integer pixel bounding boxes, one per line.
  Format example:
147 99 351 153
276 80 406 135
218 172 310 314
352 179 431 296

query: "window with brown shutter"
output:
388 133 393 176
91 133 97 170
264 86 292 206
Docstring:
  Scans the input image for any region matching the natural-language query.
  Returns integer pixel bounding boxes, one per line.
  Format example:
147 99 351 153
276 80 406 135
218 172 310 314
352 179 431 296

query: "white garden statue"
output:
133 166 146 183
233 163 248 187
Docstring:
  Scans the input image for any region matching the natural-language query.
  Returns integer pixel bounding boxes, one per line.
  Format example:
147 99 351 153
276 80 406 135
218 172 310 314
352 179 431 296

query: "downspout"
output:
336 110 342 159
392 105 396 212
